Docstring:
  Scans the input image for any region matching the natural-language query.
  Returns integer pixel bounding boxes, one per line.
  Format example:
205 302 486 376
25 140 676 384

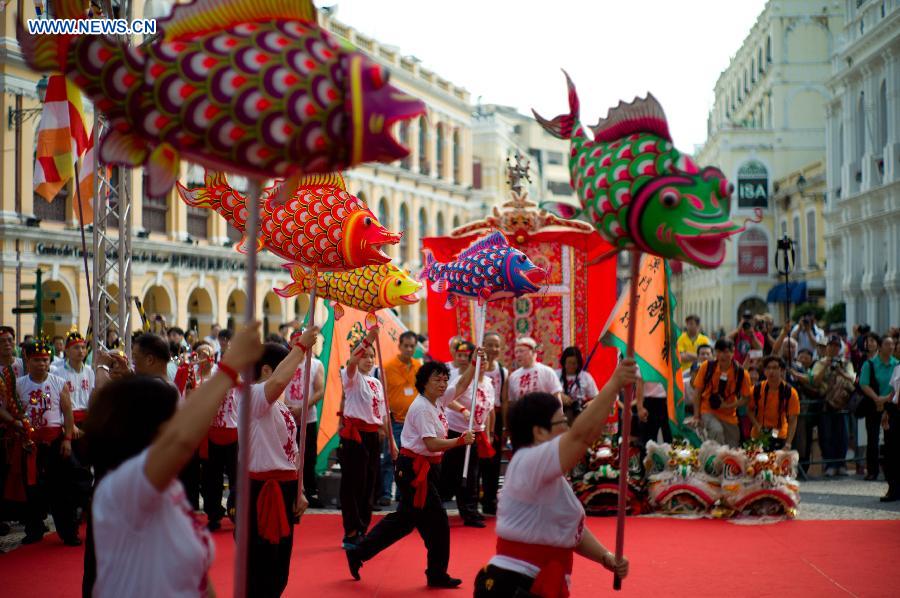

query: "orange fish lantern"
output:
176 171 400 271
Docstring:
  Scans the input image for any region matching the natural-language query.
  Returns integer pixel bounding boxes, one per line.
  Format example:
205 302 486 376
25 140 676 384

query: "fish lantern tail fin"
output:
176 181 216 210
540 201 583 220
16 0 86 72
531 69 580 140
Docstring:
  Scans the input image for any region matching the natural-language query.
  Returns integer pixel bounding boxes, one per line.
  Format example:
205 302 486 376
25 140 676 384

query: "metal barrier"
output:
793 399 867 481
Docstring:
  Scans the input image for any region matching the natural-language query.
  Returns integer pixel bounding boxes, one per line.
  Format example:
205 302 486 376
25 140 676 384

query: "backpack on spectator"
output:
701 360 747 398
751 380 792 431
822 367 855 411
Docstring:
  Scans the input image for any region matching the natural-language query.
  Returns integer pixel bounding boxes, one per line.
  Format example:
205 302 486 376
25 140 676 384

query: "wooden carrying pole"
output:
461 302 487 483
294 276 319 506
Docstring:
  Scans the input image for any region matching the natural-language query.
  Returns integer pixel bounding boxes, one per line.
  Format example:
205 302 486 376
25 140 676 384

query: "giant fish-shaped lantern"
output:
17 0 426 197
533 73 743 268
421 231 546 308
176 171 399 271
275 263 422 329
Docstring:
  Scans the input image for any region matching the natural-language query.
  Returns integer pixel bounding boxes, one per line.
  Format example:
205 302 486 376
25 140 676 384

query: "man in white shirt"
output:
507 337 563 404
0 325 25 377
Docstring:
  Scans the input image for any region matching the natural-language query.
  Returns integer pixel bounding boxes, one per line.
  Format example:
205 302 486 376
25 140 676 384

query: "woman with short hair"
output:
473 359 637 597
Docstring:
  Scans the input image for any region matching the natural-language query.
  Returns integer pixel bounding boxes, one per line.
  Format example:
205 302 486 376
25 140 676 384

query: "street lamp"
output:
7 75 49 129
775 235 796 325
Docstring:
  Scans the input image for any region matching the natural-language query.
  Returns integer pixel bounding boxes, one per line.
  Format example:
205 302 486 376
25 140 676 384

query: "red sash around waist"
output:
399 447 440 509
249 470 298 544
496 538 574 598
475 430 495 459
73 410 87 424
32 426 62 444
339 417 381 443
208 427 238 445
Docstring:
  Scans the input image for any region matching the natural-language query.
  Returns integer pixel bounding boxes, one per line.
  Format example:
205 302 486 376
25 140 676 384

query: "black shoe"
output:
462 518 486 528
308 496 324 509
346 549 362 580
62 535 82 547
342 533 362 550
865 473 878 481
481 504 496 516
473 512 485 521
207 519 221 532
427 575 463 588
880 493 899 503
377 496 392 507
21 533 43 545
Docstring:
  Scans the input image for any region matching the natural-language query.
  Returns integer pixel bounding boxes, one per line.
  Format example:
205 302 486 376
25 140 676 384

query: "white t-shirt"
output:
444 375 495 433
483 362 508 407
340 367 387 425
401 395 448 456
491 436 586 578
508 362 563 402
285 358 324 424
210 367 237 429
51 361 95 412
555 370 600 403
93 449 214 598
239 382 298 472
16 374 66 428
890 364 900 405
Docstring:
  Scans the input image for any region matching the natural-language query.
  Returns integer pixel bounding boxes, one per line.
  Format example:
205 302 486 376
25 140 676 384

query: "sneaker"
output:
346 548 363 580
824 469 835 478
427 575 463 588
837 466 849 476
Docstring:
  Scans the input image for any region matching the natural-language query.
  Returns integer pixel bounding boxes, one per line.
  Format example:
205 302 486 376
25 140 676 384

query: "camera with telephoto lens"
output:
709 374 729 409
830 358 842 371
742 320 752 331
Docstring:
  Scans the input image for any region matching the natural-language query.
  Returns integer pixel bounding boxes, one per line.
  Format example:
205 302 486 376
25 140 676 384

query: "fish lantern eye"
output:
517 255 526 264
719 179 735 197
364 216 373 226
369 65 389 89
394 280 402 287
660 187 681 209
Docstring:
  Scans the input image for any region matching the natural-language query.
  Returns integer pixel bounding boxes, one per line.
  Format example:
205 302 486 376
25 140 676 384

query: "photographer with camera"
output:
812 336 856 476
748 357 800 450
690 338 752 447
791 314 825 358
730 310 764 365
787 348 821 472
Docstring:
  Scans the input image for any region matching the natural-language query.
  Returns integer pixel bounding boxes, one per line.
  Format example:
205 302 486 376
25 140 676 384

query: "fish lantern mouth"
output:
347 56 427 165
399 291 420 304
523 268 547 288
674 232 732 268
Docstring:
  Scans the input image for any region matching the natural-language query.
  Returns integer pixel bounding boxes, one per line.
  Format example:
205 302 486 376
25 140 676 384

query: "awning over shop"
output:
766 281 807 304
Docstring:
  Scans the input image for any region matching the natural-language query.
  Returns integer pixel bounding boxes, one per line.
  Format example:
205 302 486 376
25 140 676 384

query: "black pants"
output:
179 452 202 511
25 438 78 540
338 430 380 535
354 455 450 580
302 421 318 499
247 477 297 598
202 440 237 523
480 415 504 512
639 397 672 452
441 430 479 519
885 409 900 494
474 564 539 597
865 411 882 476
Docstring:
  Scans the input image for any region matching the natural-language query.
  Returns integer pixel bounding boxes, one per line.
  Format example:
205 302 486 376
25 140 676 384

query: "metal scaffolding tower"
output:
90 0 133 361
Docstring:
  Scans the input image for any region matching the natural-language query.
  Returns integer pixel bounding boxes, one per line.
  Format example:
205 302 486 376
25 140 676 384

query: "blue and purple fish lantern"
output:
421 231 547 308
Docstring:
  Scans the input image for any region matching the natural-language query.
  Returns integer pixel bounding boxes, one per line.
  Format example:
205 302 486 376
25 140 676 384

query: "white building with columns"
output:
824 0 900 331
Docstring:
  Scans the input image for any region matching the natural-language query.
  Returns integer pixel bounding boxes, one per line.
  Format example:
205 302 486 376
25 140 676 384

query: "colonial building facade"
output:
674 0 844 331
0 3 484 339
824 0 900 331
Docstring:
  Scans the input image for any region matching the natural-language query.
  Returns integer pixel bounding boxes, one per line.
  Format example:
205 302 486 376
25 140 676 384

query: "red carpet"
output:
1 515 895 597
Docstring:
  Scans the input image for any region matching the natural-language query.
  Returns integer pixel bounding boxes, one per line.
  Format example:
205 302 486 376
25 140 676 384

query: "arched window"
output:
452 214 460 230
418 115 428 174
452 129 461 184
766 36 772 63
758 47 764 73
877 80 887 154
806 211 817 268
399 121 411 170
418 207 427 237
435 123 445 179
792 215 802 268
398 202 409 262
436 212 445 236
378 197 389 228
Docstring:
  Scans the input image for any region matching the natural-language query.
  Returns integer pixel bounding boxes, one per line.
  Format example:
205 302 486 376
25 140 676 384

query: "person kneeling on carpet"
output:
346 360 474 588
473 358 637 597
84 322 263 598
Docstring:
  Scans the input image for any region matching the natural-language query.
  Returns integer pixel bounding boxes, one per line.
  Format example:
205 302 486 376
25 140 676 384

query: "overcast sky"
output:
324 0 769 151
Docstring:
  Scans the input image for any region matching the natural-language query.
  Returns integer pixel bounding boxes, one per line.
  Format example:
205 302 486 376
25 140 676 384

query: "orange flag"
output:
33 75 89 202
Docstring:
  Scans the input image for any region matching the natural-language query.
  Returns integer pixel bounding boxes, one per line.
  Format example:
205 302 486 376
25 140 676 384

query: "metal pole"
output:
613 249 641 591
461 302 487 483
233 179 262 598
295 278 318 506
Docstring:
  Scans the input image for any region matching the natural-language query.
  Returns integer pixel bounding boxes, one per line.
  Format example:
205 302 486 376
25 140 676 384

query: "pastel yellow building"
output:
674 0 843 332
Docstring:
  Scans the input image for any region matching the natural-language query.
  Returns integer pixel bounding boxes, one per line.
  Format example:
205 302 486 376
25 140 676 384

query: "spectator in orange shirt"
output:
378 331 422 503
691 338 752 447
748 356 801 450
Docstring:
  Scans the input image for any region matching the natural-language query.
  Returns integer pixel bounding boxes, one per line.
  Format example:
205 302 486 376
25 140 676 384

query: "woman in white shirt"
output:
84 322 264 598
338 327 397 549
556 346 599 425
473 358 637 597
346 360 474 589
